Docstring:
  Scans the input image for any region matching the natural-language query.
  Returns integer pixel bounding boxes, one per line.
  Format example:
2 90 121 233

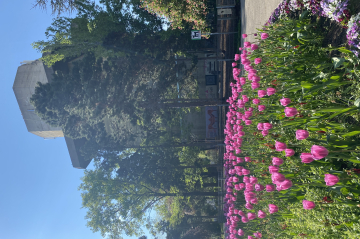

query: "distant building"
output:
13 60 90 169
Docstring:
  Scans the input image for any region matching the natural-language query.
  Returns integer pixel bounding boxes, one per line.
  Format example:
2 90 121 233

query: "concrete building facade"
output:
13 60 90 169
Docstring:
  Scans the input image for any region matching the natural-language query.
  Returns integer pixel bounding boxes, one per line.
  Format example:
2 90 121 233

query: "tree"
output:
32 0 201 66
33 0 77 15
79 156 218 238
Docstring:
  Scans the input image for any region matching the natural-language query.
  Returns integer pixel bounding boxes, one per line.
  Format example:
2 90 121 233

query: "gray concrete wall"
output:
13 60 63 138
240 0 282 44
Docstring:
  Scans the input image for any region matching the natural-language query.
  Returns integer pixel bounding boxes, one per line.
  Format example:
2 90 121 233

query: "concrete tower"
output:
13 60 90 169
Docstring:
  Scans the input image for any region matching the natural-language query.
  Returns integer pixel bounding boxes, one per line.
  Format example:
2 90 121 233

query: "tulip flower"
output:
266 87 276 96
255 184 265 191
245 157 251 162
303 200 316 210
234 54 240 61
271 172 286 184
275 141 287 151
285 148 295 157
311 145 329 160
300 153 314 163
238 210 245 217
251 82 260 89
238 229 245 236
240 77 246 85
257 123 264 130
268 204 279 214
266 184 276 192
276 179 292 191
261 33 269 39
296 130 309 140
254 232 262 238
245 203 253 210
254 58 262 64
251 44 258 50
258 90 267 98
261 130 269 136
242 34 248 38
243 176 250 183
232 62 237 67
280 98 291 106
258 105 266 111
284 107 298 117
241 216 249 223
272 157 284 166
324 174 339 186
244 41 251 48
253 98 261 104
258 210 267 218
268 166 279 174
263 123 272 130
248 212 257 220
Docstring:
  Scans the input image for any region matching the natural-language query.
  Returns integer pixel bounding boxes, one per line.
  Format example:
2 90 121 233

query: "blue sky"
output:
0 1 154 239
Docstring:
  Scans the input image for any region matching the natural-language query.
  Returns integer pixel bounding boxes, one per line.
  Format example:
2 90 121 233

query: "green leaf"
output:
337 47 352 54
354 98 360 107
342 131 360 137
341 187 350 195
332 57 345 69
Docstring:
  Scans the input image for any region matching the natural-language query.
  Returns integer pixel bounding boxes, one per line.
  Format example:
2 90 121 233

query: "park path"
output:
240 0 281 44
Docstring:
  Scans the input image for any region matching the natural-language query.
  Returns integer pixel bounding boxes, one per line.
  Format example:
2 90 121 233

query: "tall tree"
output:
33 0 78 15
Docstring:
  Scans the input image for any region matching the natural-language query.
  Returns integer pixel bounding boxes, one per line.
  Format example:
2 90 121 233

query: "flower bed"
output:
224 3 360 238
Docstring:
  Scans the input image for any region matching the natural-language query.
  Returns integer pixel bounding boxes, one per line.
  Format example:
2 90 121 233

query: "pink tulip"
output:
248 236 255 239
250 198 258 204
251 44 258 50
276 179 292 191
254 58 262 64
242 34 248 38
250 176 258 184
296 130 309 140
261 33 269 39
257 123 264 130
324 174 339 186
242 95 249 103
303 200 316 210
240 77 246 85
253 99 261 105
244 41 251 48
258 210 267 218
245 120 252 125
254 232 262 238
268 166 279 174
251 82 260 89
234 54 240 61
266 184 276 192
268 204 278 214
245 157 251 162
271 172 286 184
285 148 295 157
261 130 269 136
266 87 276 96
238 229 245 236
245 203 253 210
238 210 245 217
284 107 298 117
300 153 314 163
258 90 267 98
255 184 265 191
272 157 284 166
241 216 249 223
248 212 257 220
275 141 287 151
280 98 291 106
311 145 329 160
242 168 251 175
258 105 266 111
232 62 237 67
243 176 250 183
263 123 272 130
